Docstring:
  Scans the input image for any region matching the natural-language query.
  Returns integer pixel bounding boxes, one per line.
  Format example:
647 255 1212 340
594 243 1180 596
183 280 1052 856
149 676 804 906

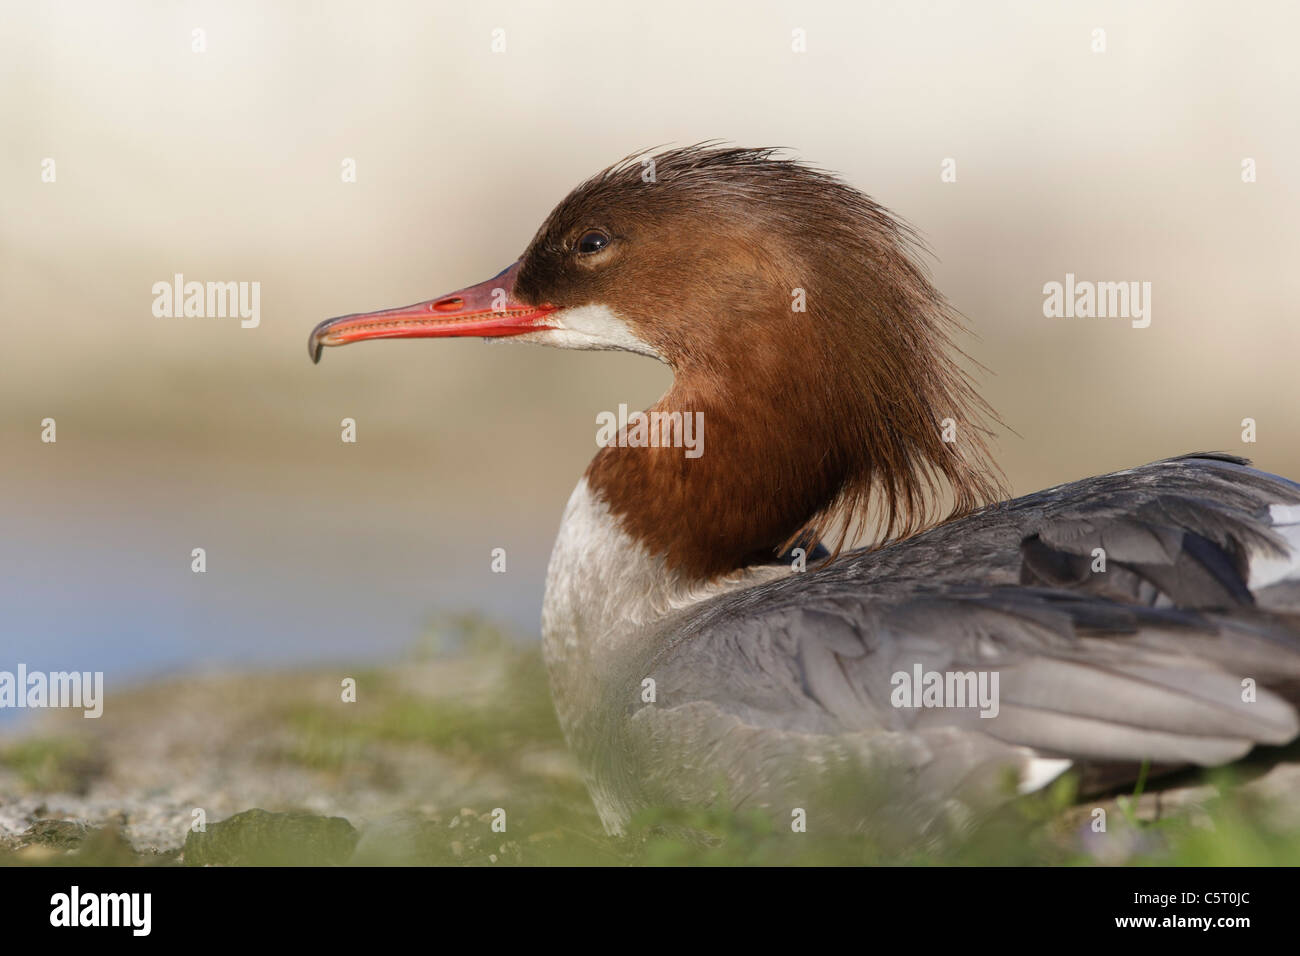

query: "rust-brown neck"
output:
584 285 1005 583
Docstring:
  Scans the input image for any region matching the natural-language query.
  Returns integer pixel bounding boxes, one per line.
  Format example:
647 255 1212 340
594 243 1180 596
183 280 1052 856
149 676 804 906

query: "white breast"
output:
542 479 779 649
540 479 782 731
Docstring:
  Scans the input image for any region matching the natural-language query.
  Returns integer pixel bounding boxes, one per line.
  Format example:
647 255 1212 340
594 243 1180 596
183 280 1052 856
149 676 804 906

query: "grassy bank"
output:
2 615 1299 866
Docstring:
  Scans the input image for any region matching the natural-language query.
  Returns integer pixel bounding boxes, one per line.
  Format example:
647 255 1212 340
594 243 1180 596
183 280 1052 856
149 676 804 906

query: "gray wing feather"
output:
626 456 1300 815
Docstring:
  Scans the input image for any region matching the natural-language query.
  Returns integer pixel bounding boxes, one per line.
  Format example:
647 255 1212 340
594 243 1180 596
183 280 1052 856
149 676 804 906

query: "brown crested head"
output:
310 144 1006 582
511 144 1005 581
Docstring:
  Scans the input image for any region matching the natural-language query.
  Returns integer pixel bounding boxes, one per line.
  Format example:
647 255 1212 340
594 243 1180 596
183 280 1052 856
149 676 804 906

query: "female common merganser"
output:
310 146 1300 836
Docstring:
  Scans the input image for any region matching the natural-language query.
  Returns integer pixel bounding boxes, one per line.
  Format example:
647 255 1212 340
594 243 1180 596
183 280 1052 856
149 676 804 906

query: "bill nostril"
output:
432 297 464 312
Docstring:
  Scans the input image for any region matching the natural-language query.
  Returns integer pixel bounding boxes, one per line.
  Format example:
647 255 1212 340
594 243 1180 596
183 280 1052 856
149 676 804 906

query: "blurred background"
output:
2 0 1298 701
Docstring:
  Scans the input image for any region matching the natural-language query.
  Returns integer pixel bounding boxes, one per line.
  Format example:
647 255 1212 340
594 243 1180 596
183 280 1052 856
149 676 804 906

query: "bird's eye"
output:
575 230 610 255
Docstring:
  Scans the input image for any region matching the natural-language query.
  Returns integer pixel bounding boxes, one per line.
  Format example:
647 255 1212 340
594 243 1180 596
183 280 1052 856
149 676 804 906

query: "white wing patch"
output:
1248 503 1300 590
1017 755 1074 794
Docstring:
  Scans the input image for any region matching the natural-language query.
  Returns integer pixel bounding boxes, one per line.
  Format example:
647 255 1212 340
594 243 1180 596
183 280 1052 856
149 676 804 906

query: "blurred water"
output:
0 435 558 724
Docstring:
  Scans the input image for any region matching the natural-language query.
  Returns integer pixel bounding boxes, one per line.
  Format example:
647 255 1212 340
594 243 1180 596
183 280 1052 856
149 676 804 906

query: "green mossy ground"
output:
2 615 1299 866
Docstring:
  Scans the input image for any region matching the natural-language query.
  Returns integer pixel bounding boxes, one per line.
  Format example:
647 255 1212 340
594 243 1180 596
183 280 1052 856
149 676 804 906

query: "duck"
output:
310 145 1300 837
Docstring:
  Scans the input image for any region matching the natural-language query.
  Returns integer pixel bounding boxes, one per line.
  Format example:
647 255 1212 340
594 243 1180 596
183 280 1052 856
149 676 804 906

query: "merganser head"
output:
311 145 1004 578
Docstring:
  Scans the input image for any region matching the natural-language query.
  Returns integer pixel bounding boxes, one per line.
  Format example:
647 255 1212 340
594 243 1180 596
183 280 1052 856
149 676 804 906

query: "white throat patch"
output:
508 304 666 361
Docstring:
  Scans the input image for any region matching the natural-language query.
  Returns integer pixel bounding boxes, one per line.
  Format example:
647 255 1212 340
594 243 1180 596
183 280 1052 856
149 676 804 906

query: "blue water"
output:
0 494 553 725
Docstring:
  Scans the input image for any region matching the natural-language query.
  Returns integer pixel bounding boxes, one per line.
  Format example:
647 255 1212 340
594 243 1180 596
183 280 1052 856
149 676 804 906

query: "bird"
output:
309 145 1300 838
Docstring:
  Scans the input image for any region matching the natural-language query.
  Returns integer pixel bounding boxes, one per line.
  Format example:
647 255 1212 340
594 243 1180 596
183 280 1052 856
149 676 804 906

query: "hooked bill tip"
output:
308 316 333 364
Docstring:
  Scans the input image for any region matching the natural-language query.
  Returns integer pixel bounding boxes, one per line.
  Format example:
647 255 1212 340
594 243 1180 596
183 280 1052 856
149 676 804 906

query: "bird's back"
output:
593 454 1300 834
